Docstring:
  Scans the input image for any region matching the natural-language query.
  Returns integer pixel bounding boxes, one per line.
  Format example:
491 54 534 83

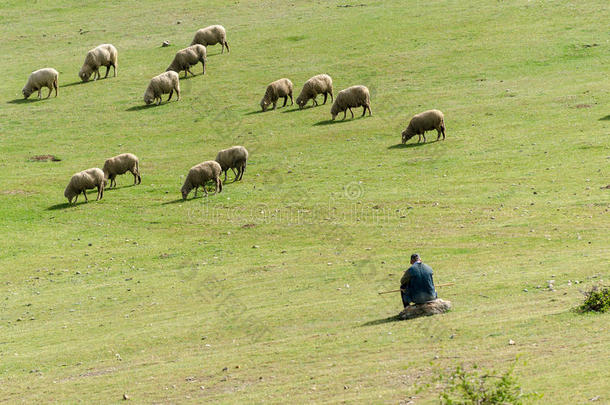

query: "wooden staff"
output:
378 282 455 295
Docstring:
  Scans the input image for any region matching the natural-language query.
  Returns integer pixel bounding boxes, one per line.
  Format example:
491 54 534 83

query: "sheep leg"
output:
156 96 161 106
201 59 206 75
422 132 427 143
368 105 372 116
239 162 246 180
282 96 288 107
329 92 334 102
203 185 208 197
273 101 277 110
83 190 88 202
175 86 180 101
131 170 138 185
97 185 103 201
313 97 318 106
349 107 354 119
194 186 198 197
186 67 195 77
104 66 110 78
225 41 230 53
289 93 294 105
46 86 53 99
73 195 78 204
53 78 58 97
361 106 367 117
113 63 117 77
37 88 42 99
441 124 446 140
167 90 174 102
322 93 327 105
231 168 238 182
223 170 228 183
342 110 347 120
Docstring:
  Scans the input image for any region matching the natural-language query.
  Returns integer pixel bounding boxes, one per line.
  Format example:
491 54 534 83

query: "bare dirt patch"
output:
30 154 61 162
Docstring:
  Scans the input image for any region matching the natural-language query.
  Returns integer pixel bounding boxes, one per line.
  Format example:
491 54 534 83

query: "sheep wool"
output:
330 85 372 120
215 146 249 182
401 109 446 144
191 25 230 53
103 153 141 188
166 44 207 78
181 161 222 200
144 71 180 105
22 68 58 99
64 168 105 204
79 44 118 82
260 78 293 111
296 74 333 109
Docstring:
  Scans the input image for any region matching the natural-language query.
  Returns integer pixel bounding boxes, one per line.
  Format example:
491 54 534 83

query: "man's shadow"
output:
361 314 402 326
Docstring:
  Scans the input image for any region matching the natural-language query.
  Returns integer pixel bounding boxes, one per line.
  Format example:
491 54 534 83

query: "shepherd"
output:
400 253 437 307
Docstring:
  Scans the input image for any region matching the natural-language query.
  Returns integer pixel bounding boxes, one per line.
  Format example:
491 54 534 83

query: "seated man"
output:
400 253 437 307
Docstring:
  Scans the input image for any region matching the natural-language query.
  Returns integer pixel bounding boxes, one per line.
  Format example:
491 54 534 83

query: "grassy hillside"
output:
0 0 608 402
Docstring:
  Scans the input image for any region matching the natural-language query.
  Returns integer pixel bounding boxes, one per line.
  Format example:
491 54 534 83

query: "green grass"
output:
0 0 609 403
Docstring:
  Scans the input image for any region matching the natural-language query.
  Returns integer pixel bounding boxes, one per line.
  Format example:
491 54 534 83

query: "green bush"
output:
438 362 541 405
578 285 610 313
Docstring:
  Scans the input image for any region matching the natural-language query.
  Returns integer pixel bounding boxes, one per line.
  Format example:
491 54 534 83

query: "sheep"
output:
260 78 293 111
103 153 141 188
144 71 180 105
190 25 230 53
296 74 333 109
166 44 207 78
79 44 118 82
22 68 58 99
401 109 446 144
215 146 248 182
181 161 223 200
330 85 372 120
64 168 105 204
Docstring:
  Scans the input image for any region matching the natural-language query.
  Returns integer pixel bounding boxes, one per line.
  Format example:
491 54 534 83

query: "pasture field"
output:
0 0 608 403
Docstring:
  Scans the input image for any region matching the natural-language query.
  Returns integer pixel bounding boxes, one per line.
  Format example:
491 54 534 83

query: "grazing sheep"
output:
103 153 141 188
215 146 248 182
22 68 58 99
296 74 333 109
401 109 446 144
260 78 293 111
144 71 180 105
330 85 372 120
191 25 230 53
181 161 222 200
166 44 207 78
64 168 105 204
79 44 118 82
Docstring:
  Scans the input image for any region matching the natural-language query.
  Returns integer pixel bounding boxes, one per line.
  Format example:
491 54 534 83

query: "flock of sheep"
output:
20 24 447 204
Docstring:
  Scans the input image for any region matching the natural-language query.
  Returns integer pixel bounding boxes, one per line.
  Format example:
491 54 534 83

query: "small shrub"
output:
578 285 610 313
437 361 541 405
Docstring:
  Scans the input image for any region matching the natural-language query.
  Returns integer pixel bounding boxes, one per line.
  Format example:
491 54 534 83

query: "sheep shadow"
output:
7 98 38 104
125 104 160 112
162 198 186 205
105 184 137 191
244 110 264 116
361 314 402 326
46 201 90 210
61 81 88 88
313 119 344 126
599 114 610 121
387 140 440 149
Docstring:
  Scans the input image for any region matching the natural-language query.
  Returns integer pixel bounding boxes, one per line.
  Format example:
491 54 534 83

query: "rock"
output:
162 40 170 47
509 339 515 345
398 299 452 320
123 393 129 400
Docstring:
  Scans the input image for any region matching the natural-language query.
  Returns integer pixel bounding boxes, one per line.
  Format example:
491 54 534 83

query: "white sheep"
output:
181 161 222 200
22 68 58 99
166 44 207 78
296 74 333 109
191 25 230 53
260 78 293 111
64 168 105 204
330 85 372 120
144 71 180 105
103 153 141 188
79 44 118 82
401 109 446 144
215 146 248 182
